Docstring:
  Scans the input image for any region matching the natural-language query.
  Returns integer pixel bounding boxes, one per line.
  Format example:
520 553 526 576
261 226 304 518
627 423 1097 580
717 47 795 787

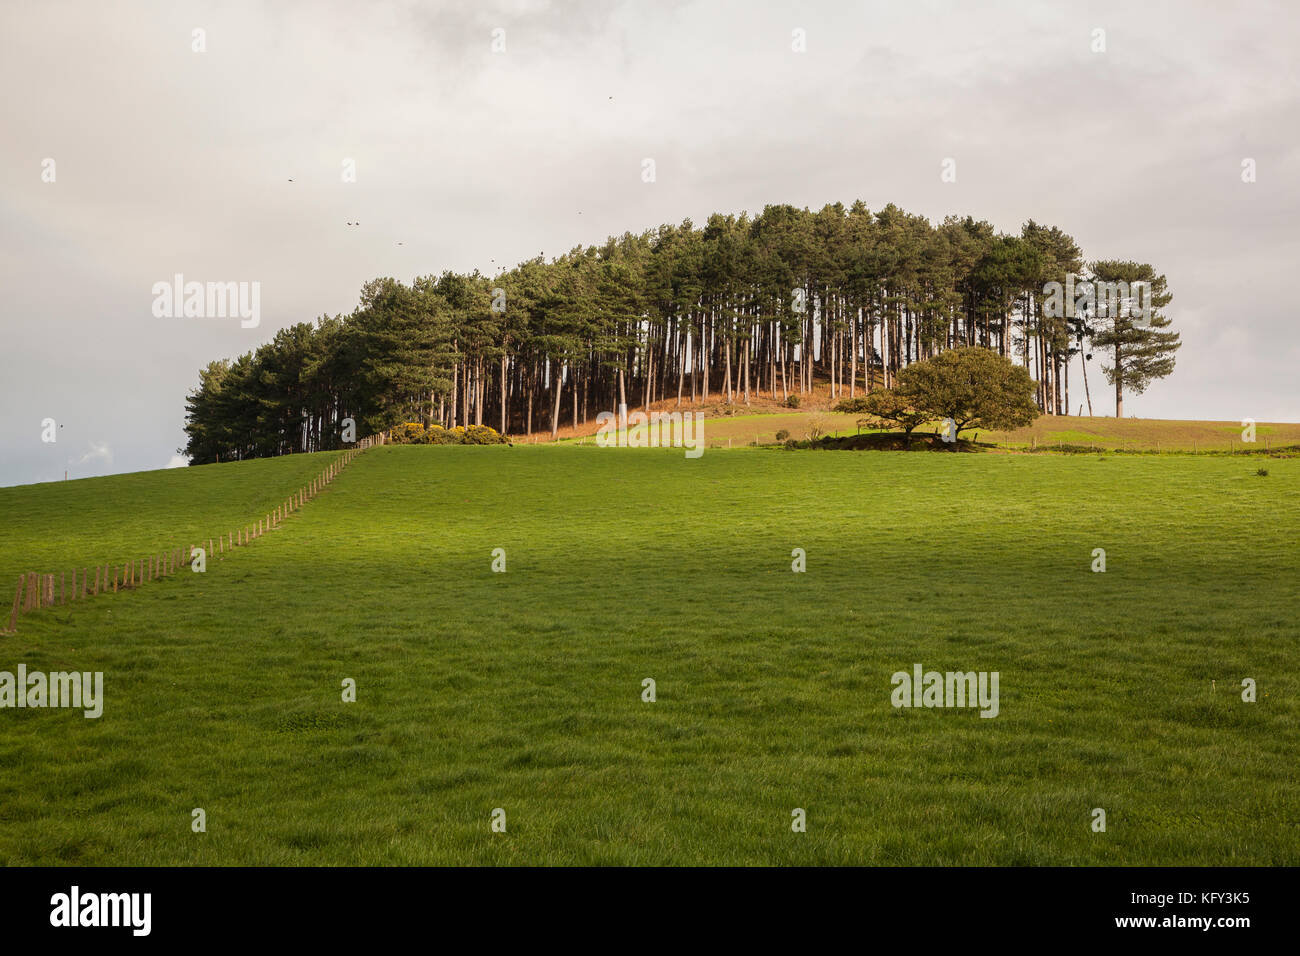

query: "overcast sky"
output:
2 0 1296 486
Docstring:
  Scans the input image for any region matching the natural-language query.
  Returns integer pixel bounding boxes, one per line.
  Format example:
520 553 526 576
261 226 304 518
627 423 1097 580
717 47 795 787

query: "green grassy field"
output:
1 444 1297 865
557 408 1300 453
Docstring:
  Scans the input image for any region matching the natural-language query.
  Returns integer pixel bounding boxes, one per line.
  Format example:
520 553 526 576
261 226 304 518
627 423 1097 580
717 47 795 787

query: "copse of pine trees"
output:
181 201 1179 464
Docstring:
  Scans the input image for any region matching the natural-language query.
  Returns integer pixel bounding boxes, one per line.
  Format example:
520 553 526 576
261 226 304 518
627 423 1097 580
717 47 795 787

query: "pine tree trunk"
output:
551 361 564 438
849 310 857 398
725 337 733 403
526 364 534 435
450 359 459 427
1114 343 1123 418
501 354 509 433
1081 352 1093 416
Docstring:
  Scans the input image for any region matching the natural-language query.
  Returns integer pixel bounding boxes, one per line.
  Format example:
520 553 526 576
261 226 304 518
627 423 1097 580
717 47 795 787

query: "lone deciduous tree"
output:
841 347 1038 441
899 347 1039 436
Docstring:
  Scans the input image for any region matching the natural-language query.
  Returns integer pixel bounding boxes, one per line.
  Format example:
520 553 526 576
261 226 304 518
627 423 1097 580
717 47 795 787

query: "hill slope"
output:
1 446 1297 864
551 406 1300 452
0 451 345 591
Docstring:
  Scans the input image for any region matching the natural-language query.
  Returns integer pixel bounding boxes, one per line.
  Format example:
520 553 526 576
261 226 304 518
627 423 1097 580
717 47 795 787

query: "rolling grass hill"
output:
994 416 1300 452
0 451 346 590
1 444 1297 864
554 407 1300 452
540 382 1300 451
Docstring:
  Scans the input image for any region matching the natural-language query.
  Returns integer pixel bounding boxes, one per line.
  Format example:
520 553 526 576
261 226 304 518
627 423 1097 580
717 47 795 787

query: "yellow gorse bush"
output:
388 421 507 445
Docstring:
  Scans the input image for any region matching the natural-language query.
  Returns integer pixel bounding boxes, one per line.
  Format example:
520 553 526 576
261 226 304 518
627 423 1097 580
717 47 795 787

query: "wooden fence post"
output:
8 576 21 633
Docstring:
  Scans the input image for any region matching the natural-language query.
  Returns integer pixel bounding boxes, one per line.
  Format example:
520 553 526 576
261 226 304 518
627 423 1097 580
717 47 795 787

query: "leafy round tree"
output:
839 348 1039 442
896 347 1039 436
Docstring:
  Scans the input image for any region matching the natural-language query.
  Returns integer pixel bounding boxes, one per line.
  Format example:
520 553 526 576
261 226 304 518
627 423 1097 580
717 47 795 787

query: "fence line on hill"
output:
3 432 389 635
